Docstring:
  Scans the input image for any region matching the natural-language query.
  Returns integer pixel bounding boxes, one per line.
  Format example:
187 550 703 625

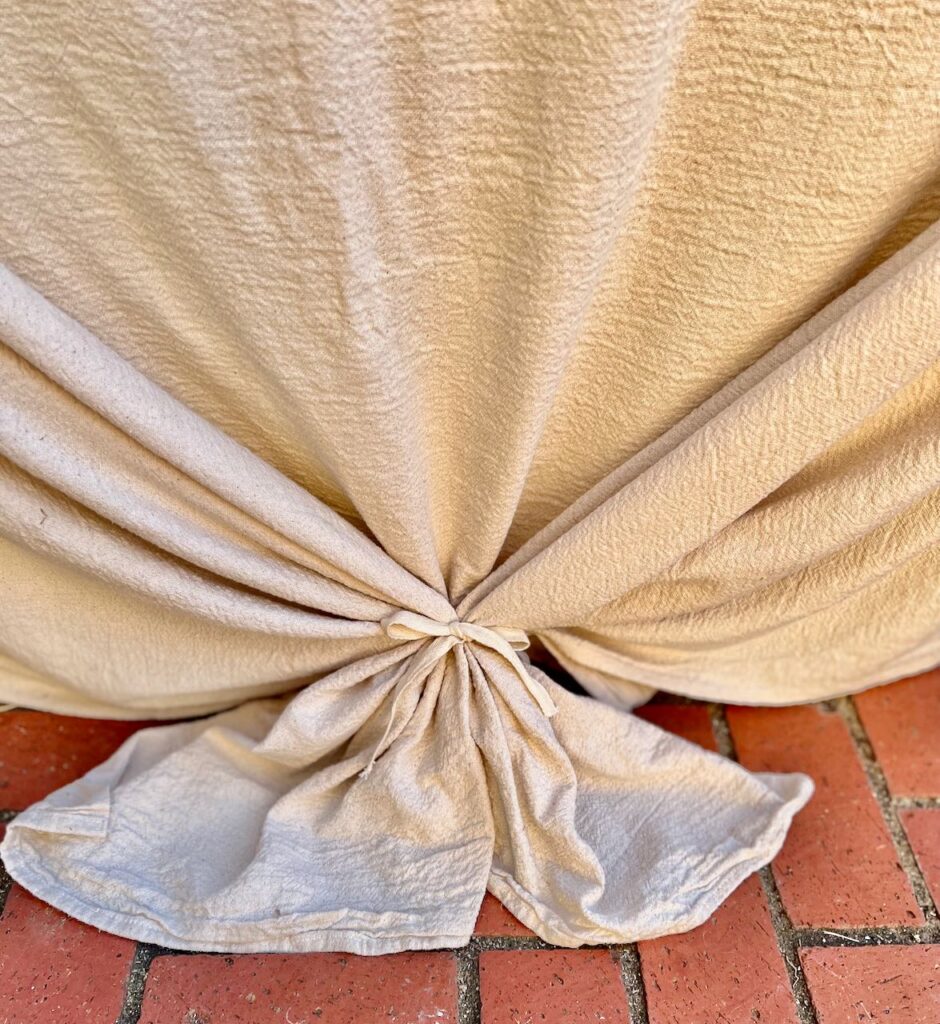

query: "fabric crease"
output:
1 0 939 954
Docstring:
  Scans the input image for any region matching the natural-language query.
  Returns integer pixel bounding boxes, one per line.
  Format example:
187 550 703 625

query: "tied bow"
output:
359 610 557 778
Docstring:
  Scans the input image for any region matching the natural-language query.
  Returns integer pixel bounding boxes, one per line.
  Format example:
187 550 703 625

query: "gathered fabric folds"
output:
1 0 940 953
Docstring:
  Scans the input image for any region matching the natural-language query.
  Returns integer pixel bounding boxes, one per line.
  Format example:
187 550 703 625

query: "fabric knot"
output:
358 609 558 780
381 609 555 716
381 609 529 651
382 610 561 716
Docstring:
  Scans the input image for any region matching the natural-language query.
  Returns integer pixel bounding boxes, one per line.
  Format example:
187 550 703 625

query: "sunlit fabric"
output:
0 0 938 953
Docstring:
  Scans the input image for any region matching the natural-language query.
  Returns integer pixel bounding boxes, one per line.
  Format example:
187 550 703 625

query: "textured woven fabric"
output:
0 0 938 953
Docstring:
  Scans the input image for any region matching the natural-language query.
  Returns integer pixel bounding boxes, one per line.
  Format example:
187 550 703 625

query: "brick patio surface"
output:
0 668 937 1023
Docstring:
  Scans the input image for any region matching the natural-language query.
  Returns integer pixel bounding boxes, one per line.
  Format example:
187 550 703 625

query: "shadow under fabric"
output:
1 0 939 954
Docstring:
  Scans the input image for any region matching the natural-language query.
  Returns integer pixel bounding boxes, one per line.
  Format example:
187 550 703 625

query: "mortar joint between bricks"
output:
0 860 12 918
707 702 737 760
455 933 563 1024
894 795 940 810
456 945 481 1024
793 923 940 947
710 704 821 1024
619 944 651 1024
757 866 821 1024
115 943 159 1024
837 696 940 925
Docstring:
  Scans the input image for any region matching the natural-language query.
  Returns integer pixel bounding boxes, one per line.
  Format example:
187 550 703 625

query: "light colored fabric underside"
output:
0 0 938 953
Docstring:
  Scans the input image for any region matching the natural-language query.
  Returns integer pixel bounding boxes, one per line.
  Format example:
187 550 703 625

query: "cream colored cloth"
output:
0 0 939 953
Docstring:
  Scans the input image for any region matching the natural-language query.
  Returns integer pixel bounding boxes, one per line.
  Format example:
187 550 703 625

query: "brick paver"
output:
0 710 153 809
640 874 799 1024
0 886 133 1023
729 704 920 927
139 951 459 1024
634 703 717 749
1 696 937 1022
801 945 940 1023
901 808 940 908
474 893 533 937
479 949 630 1024
856 669 940 796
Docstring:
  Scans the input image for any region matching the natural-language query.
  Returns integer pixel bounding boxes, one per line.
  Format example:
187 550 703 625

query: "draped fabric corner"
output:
1 0 939 954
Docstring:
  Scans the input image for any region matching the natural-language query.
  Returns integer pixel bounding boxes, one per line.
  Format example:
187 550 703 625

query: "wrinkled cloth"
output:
0 0 939 953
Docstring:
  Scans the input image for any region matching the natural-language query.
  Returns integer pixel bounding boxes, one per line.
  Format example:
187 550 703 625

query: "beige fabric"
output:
0 0 938 953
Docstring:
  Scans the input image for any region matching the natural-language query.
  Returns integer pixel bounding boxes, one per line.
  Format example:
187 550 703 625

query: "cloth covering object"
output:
0 0 939 953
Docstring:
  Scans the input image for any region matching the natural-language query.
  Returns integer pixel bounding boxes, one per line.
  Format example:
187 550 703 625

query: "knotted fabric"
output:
382 611 557 715
356 613 553 778
1 0 940 957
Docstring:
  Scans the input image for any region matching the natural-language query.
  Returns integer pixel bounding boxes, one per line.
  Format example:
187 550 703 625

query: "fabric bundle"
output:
0 0 938 953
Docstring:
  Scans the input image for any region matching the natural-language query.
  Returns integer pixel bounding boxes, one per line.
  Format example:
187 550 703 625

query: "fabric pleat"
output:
1 0 939 953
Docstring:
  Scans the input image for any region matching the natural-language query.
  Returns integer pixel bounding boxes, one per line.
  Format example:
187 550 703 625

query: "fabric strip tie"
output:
358 610 558 779
382 610 557 716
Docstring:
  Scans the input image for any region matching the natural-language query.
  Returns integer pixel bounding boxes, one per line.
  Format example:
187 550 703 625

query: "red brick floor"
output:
0 669 937 1023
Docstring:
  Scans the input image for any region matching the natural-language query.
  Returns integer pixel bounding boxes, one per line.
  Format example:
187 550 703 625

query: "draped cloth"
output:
0 0 939 953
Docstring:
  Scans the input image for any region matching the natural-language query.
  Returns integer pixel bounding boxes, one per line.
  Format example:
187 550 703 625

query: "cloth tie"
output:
382 610 557 716
358 610 558 778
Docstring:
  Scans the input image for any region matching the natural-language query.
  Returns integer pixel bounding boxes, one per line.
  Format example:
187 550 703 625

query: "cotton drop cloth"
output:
0 0 939 954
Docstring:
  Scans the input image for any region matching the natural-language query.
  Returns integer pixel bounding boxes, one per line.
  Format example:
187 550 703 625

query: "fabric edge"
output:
486 770 814 947
0 827 475 956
